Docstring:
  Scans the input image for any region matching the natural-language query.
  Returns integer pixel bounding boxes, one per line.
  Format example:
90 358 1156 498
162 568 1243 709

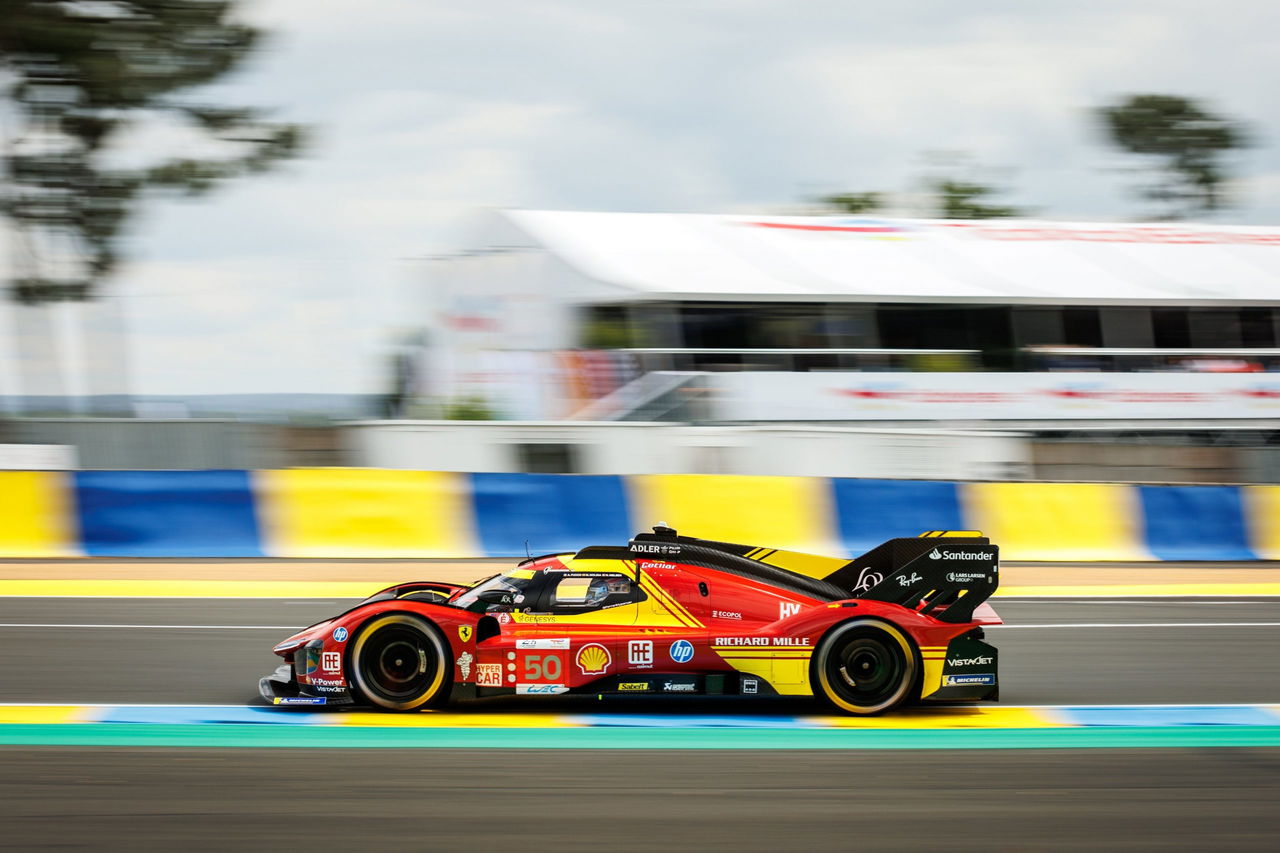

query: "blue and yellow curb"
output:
9 469 1280 562
1 705 1278 749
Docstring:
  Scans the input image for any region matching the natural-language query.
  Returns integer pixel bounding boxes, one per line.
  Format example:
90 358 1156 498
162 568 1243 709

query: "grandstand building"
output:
424 211 1280 422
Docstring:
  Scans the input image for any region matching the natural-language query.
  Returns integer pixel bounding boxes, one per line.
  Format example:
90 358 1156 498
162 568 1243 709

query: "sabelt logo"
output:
930 549 993 561
947 656 994 667
618 682 649 692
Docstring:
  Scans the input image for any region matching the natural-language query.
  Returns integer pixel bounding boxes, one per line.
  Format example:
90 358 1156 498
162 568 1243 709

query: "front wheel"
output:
349 613 452 711
811 619 917 715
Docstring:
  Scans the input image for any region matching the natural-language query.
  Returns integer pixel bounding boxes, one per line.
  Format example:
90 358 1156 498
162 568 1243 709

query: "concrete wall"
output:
344 421 1033 481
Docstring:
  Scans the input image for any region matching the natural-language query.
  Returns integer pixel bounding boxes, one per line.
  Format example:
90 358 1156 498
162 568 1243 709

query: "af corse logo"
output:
628 640 653 667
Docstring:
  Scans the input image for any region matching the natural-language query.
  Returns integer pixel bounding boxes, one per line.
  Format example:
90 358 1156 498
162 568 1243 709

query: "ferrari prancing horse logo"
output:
458 625 473 643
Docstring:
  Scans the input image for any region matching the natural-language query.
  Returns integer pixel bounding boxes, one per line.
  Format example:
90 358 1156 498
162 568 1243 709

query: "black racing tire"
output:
811 619 918 715
349 613 453 711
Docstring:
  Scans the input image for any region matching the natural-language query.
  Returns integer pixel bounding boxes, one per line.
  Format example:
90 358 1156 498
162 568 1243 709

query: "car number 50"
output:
522 654 563 681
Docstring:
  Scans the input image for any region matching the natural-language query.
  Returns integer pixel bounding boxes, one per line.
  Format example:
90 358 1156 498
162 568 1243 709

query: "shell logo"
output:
575 642 612 675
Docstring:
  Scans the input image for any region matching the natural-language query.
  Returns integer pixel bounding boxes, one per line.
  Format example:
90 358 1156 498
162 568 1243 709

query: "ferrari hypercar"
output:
260 526 1001 715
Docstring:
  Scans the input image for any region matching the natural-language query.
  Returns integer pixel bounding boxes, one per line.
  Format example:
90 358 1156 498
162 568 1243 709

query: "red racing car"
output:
260 526 1002 715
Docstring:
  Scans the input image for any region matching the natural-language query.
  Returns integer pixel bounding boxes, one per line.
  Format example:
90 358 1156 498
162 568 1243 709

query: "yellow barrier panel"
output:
255 469 476 557
0 471 77 557
1243 486 1280 560
628 474 836 554
964 482 1150 562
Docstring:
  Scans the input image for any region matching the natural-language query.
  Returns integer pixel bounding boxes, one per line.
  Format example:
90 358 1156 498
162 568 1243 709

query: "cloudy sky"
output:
5 0 1280 397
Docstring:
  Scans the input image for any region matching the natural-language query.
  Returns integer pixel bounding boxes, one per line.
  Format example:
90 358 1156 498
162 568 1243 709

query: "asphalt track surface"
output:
2 747 1278 851
2 588 1279 850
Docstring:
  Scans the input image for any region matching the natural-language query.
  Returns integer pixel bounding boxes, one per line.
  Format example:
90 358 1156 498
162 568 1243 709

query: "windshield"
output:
451 569 538 610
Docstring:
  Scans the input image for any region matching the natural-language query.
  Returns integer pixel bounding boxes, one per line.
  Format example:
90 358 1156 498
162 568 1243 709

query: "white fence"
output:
0 443 76 470
344 421 1031 480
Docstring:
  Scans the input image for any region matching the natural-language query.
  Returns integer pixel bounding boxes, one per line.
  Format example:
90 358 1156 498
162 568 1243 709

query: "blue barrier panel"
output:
74 470 264 557
831 479 965 557
1137 485 1256 561
470 473 632 557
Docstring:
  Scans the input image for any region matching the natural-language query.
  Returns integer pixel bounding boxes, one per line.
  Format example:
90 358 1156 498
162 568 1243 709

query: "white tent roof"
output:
496 210 1280 306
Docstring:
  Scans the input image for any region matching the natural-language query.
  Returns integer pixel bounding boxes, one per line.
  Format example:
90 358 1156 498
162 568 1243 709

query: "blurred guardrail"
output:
344 421 1029 481
8 418 1280 484
0 419 344 469
1 469 1275 561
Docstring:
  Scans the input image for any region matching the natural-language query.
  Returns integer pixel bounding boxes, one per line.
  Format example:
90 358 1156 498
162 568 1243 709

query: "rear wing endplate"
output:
824 533 999 624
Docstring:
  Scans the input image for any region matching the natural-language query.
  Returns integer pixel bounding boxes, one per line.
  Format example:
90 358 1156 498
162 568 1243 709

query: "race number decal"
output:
521 653 564 683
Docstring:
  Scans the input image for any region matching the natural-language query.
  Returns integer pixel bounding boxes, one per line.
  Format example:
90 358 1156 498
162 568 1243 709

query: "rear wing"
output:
824 532 999 624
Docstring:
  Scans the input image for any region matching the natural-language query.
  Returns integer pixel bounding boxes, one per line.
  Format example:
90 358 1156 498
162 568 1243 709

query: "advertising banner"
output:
712 372 1280 421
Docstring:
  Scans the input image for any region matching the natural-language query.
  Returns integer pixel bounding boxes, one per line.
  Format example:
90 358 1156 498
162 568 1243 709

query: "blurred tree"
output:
820 191 883 214
933 179 1025 219
1098 94 1249 219
1 0 305 305
442 396 496 421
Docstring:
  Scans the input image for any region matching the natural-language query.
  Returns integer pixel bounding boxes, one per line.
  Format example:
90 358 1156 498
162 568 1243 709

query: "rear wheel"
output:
811 619 917 715
350 614 452 711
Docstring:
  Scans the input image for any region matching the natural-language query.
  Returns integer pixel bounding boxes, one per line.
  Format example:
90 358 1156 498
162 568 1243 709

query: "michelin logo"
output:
929 548 992 561
943 674 996 687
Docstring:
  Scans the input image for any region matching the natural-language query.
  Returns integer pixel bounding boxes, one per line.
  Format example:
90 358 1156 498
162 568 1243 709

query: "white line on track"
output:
1 621 1278 631
0 701 1275 710
989 622 1280 629
0 623 297 630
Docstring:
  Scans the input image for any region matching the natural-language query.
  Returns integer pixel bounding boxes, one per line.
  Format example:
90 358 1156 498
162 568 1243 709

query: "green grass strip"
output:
1 724 1279 749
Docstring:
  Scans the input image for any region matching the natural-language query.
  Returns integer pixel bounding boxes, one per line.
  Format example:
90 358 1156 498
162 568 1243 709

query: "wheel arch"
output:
346 609 454 710
809 615 923 714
